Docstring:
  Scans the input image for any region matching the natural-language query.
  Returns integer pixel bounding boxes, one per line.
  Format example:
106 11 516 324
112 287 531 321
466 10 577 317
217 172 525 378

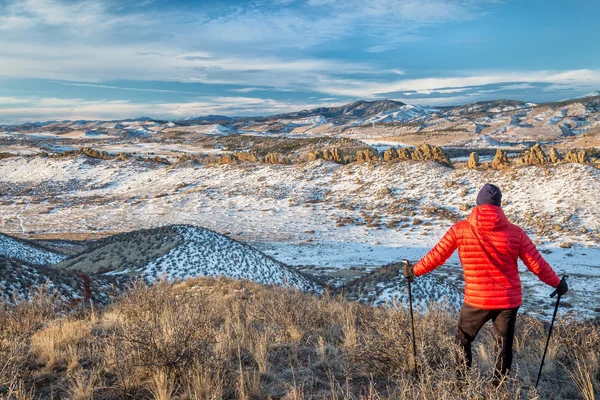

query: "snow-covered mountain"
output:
56 225 322 293
0 232 67 265
579 91 600 99
363 104 435 124
2 97 599 146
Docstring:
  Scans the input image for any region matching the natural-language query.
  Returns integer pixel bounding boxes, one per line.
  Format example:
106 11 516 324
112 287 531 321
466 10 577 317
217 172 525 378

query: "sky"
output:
0 0 599 123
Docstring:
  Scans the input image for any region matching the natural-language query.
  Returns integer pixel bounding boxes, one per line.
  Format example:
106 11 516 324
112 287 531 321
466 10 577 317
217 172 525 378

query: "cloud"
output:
0 96 32 105
56 82 196 94
0 95 342 124
317 69 600 98
0 0 494 87
228 87 271 93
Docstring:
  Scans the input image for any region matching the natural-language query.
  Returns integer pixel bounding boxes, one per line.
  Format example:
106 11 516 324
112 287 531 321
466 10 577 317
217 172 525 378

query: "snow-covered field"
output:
0 156 598 316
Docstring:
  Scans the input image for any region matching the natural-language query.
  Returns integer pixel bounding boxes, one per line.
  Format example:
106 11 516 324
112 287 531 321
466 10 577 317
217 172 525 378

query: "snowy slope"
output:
363 104 434 124
141 226 322 292
343 262 462 308
0 232 67 265
0 255 112 302
205 124 235 135
56 225 322 293
290 116 328 126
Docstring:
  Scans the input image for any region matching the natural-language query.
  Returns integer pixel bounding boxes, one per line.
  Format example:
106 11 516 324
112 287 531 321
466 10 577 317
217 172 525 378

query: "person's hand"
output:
555 278 568 297
402 260 415 283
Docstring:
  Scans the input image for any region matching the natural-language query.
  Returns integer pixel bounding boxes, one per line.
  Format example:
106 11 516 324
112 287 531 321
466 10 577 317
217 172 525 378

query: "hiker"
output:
402 183 568 381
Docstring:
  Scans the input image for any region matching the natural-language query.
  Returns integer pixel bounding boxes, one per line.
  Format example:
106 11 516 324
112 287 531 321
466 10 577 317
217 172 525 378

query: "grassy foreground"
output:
1 278 598 399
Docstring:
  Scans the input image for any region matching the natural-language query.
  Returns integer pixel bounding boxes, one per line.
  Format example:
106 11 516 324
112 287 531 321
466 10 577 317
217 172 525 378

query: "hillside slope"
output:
0 232 67 265
0 255 113 302
55 225 322 293
342 262 462 307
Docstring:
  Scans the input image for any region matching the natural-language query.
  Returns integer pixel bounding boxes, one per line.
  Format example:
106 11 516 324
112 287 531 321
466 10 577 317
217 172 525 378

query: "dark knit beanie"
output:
476 183 502 207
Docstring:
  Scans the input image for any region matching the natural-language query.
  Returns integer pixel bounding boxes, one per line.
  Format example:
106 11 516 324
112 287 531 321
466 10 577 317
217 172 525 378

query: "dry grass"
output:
0 277 598 399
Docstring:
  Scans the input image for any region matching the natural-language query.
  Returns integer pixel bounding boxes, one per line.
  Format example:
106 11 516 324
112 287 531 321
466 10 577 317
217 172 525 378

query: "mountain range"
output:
2 95 599 151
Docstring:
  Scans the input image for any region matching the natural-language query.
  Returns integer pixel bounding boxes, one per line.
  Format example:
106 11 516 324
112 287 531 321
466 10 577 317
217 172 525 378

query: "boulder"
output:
491 149 510 170
467 152 480 169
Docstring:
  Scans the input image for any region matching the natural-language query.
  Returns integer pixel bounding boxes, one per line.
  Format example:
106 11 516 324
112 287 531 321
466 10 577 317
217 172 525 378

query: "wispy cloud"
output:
0 0 493 85
318 69 600 98
56 82 197 94
0 95 341 124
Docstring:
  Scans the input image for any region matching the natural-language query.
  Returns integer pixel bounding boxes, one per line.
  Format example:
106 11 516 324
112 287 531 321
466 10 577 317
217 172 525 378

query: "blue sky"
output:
0 0 599 122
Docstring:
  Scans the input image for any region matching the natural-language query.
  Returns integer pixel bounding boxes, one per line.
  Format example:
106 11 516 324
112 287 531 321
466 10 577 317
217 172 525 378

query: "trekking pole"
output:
407 274 418 375
535 275 568 388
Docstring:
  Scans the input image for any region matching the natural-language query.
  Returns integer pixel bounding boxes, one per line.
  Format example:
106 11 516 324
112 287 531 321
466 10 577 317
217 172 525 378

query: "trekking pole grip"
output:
550 275 569 298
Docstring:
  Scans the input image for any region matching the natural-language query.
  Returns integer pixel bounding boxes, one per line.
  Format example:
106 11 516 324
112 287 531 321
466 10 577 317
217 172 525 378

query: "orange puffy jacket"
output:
413 204 560 309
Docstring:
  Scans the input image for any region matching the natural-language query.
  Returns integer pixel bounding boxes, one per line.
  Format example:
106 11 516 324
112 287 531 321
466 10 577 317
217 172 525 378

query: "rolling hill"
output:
0 255 114 302
0 232 67 265
54 225 323 293
342 262 463 308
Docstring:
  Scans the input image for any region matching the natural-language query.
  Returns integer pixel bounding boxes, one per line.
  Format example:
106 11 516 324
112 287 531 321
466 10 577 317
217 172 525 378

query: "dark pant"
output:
455 304 519 378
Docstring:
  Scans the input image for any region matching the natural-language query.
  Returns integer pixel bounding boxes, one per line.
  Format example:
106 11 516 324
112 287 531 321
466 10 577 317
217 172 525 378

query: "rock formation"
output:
323 148 344 163
565 149 590 164
308 150 323 162
219 154 238 164
264 153 281 164
467 152 480 169
549 148 562 163
235 152 259 162
411 144 453 167
491 149 510 170
357 149 381 162
383 147 399 162
308 148 344 163
397 147 413 160
519 143 548 166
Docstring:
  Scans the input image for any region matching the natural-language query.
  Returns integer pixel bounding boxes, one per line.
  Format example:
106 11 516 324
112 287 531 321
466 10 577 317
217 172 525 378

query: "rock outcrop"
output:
234 152 259 162
357 149 381 163
308 148 344 163
219 154 238 164
467 152 480 169
397 147 413 160
383 147 399 162
519 143 548 166
549 148 562 163
565 150 590 164
491 149 510 170
323 148 344 163
308 150 323 162
264 153 282 164
411 144 453 167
